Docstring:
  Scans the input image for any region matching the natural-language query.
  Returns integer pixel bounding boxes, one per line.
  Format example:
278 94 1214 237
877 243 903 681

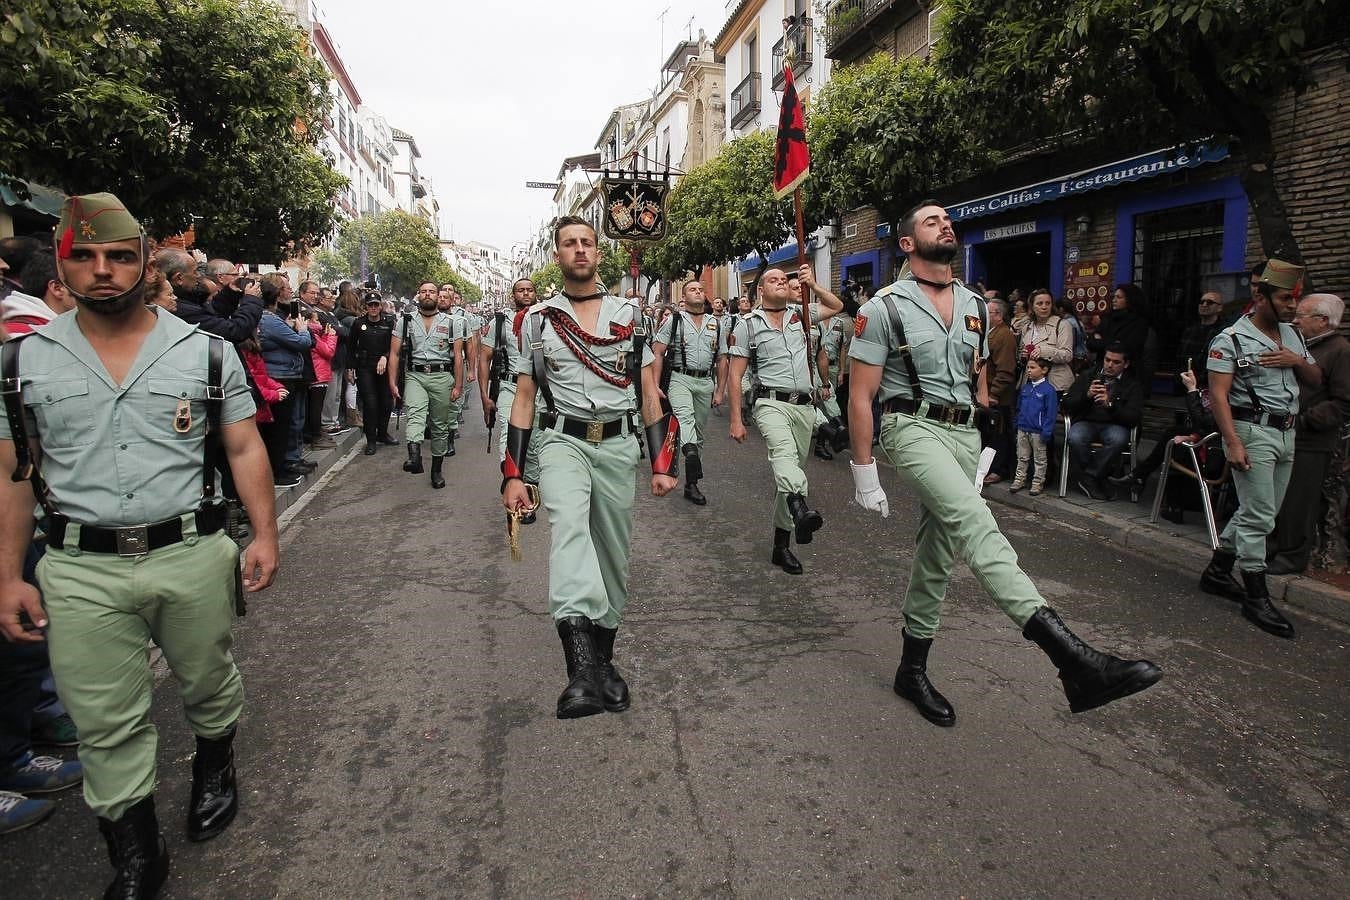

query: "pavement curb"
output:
272 427 366 518
984 482 1350 628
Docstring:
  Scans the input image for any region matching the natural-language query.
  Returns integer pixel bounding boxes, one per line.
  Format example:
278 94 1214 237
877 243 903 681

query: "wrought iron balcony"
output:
824 0 905 57
729 70 762 130
772 18 814 90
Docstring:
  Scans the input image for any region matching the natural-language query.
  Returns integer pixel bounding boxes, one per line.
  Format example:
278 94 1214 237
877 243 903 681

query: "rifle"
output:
395 312 411 433
485 311 507 454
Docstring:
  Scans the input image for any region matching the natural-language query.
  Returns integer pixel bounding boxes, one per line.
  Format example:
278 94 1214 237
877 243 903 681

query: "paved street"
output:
6 412 1348 898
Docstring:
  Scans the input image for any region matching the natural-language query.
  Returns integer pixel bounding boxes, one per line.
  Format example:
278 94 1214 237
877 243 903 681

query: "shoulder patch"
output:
854 314 868 338
965 314 983 334
1209 349 1224 360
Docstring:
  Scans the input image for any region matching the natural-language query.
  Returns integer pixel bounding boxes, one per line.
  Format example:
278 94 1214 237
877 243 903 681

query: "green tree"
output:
528 262 563 297
332 210 452 299
936 0 1349 263
1 0 346 262
808 52 995 232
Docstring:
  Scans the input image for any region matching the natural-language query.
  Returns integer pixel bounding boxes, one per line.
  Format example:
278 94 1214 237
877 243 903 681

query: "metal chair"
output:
1058 413 1140 499
1149 431 1231 550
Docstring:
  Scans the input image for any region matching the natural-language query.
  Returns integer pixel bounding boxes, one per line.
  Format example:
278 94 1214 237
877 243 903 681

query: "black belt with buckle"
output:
754 388 813 406
411 362 452 374
672 367 713 378
48 506 227 556
541 413 630 443
1231 407 1295 431
883 396 974 426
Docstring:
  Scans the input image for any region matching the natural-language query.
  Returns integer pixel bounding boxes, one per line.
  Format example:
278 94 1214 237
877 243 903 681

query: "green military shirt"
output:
398 311 458 364
815 314 853 363
0 309 255 526
1206 315 1311 415
849 279 988 405
452 307 482 341
483 310 526 378
517 294 654 420
725 303 825 394
653 310 725 372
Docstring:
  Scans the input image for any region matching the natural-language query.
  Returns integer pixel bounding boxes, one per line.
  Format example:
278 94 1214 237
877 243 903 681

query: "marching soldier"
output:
651 280 728 505
480 278 542 519
388 281 463 489
0 194 279 896
347 292 397 455
501 216 678 719
725 264 842 574
847 200 1161 726
1199 258 1321 638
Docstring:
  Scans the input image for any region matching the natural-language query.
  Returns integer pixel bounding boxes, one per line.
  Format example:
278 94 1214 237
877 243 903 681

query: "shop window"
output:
1133 201 1224 378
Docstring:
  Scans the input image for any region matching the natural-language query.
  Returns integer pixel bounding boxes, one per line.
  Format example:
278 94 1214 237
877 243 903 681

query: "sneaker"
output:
1028 485 1043 496
273 472 302 488
0 790 54 834
1008 481 1026 493
325 425 352 436
30 713 78 748
0 753 83 794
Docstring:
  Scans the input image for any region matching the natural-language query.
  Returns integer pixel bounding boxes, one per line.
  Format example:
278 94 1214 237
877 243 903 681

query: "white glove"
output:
850 460 889 518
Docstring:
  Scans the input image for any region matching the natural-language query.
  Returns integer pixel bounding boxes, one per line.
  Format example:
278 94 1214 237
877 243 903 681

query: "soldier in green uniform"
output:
812 309 852 460
847 200 1161 727
726 264 843 574
388 281 463 489
651 280 728 505
480 278 542 521
0 194 280 896
1198 258 1320 638
445 288 482 450
501 217 678 720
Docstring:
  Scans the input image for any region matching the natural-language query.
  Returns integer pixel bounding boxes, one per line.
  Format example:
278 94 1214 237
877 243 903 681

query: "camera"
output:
363 278 378 290
816 415 849 452
289 300 300 318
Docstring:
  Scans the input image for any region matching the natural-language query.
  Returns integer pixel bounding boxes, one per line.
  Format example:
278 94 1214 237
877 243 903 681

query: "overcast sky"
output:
313 0 732 253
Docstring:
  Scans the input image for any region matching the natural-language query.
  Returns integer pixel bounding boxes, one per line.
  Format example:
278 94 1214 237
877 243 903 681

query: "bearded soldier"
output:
388 281 463 489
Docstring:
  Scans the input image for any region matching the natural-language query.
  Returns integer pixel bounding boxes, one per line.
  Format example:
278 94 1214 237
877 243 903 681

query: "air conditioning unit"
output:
843 223 858 238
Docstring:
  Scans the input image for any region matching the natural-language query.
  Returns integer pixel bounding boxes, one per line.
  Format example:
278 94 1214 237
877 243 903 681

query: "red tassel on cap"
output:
57 227 74 259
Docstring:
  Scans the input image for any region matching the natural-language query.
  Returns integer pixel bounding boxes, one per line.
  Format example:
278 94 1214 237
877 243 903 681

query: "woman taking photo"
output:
1017 289 1075 393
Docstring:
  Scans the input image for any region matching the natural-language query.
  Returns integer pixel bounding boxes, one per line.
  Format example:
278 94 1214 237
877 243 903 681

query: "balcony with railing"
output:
772 18 814 90
824 0 913 59
729 70 762 130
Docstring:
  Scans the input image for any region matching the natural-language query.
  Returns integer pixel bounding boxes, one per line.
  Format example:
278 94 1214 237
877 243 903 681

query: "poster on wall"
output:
1065 259 1112 330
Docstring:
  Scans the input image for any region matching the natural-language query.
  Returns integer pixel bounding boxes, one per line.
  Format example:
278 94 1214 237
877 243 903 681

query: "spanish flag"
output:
773 64 810 199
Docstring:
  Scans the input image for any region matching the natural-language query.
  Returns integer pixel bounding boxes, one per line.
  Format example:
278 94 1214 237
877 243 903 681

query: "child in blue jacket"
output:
1011 357 1059 495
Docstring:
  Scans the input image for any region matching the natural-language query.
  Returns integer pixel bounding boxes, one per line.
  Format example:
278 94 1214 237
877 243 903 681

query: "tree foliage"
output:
331 210 465 300
936 0 1350 262
807 52 996 230
645 130 797 282
1 0 346 262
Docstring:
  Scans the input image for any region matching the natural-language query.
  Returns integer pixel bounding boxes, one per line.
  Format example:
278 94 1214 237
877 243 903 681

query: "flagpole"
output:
793 184 817 392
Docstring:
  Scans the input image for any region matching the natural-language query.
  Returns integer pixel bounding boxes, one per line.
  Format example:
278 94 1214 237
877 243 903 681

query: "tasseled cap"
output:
1259 257 1305 296
55 192 143 259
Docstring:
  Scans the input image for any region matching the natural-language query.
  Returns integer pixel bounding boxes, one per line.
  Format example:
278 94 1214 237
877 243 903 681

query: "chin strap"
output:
501 423 532 492
645 413 680 478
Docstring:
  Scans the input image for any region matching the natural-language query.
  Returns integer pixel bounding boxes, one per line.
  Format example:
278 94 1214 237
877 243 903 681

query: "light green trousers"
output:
495 381 541 484
752 399 814 530
406 369 454 457
1220 420 1295 572
537 428 640 628
38 529 243 819
879 412 1045 639
667 371 714 451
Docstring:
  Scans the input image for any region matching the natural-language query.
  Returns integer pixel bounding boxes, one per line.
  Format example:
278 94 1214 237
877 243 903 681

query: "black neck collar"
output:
562 289 605 302
909 273 954 290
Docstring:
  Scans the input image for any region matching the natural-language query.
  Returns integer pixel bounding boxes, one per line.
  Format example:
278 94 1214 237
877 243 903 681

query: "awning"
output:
0 177 66 218
949 142 1230 223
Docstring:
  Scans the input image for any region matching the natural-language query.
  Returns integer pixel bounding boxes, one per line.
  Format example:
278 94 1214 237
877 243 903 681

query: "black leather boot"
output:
684 481 707 505
591 625 630 712
1239 571 1296 639
771 527 803 574
402 441 423 473
785 492 823 544
815 439 834 460
682 444 703 482
1199 548 1245 601
429 455 445 489
363 438 377 456
99 795 169 900
1022 606 1162 713
893 629 955 727
445 432 457 457
555 616 605 719
187 726 237 842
